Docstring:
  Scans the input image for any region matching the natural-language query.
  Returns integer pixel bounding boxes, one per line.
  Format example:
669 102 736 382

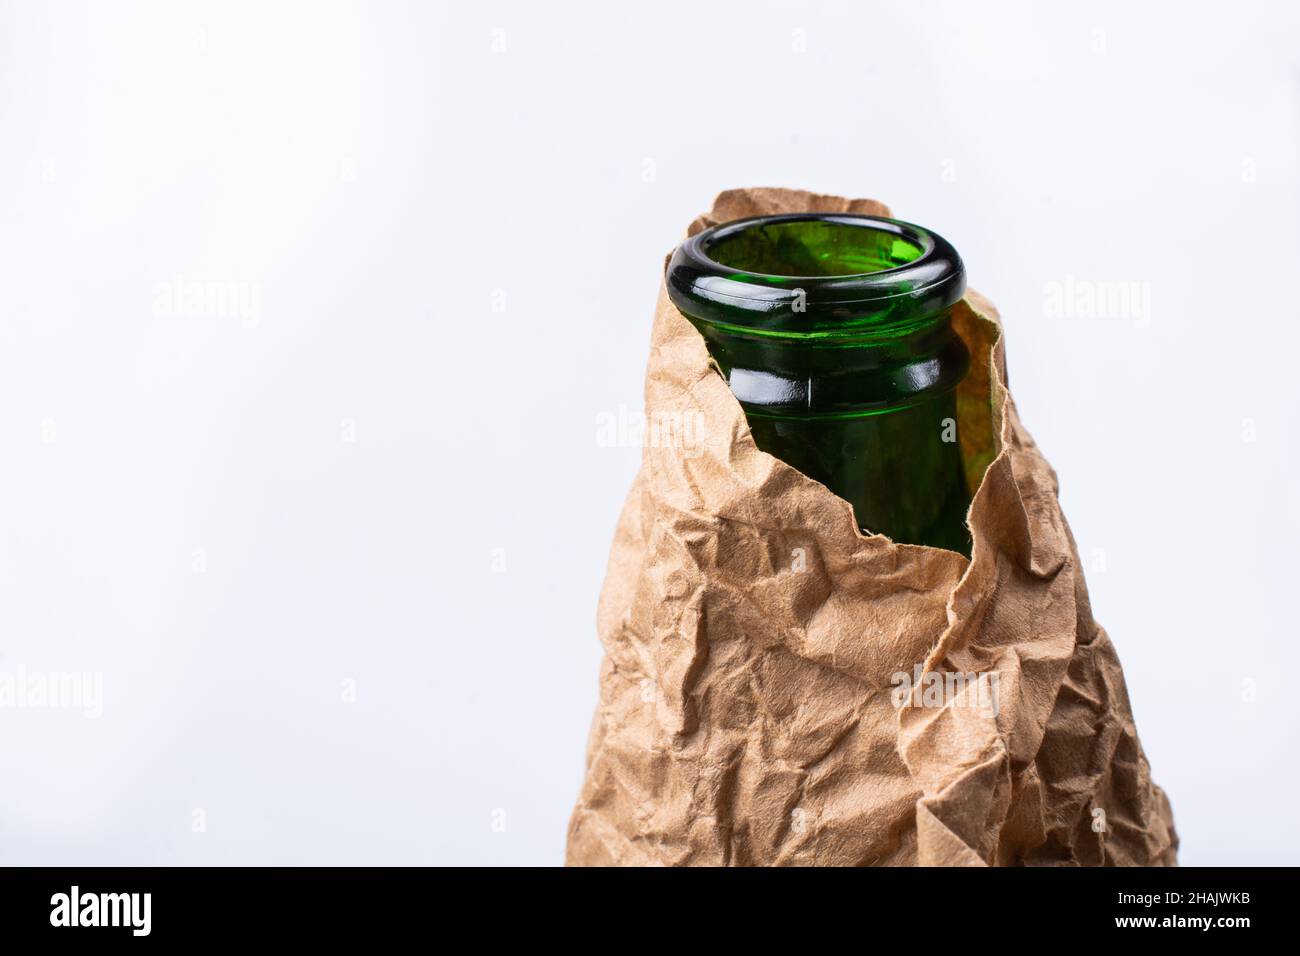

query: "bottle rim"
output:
667 213 966 339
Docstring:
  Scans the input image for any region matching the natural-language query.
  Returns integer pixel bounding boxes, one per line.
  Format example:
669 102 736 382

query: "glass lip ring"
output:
666 213 967 330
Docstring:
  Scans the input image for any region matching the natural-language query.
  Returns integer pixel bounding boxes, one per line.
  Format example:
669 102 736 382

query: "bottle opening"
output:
705 218 925 278
667 214 965 337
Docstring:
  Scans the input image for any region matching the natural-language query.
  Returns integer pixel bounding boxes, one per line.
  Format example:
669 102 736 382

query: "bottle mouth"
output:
667 213 966 340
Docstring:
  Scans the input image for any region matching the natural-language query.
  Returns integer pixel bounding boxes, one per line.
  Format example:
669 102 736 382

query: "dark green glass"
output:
667 213 973 556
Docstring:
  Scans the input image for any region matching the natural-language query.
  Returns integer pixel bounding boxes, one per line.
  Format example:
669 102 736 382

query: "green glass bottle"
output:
667 213 973 556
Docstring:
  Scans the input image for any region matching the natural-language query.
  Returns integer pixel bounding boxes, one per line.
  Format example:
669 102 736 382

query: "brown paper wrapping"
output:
567 188 1177 866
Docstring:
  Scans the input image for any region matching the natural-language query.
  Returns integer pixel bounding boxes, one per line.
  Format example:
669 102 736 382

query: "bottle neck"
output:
694 310 968 418
666 213 970 418
666 213 974 554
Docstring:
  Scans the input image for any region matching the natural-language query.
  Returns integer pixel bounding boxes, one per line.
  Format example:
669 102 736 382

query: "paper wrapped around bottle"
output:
567 188 1177 866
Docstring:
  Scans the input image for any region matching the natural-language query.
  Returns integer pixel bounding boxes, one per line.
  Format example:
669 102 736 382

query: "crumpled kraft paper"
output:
567 188 1178 867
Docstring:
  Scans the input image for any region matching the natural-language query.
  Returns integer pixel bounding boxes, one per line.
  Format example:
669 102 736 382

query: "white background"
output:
1 0 1296 866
